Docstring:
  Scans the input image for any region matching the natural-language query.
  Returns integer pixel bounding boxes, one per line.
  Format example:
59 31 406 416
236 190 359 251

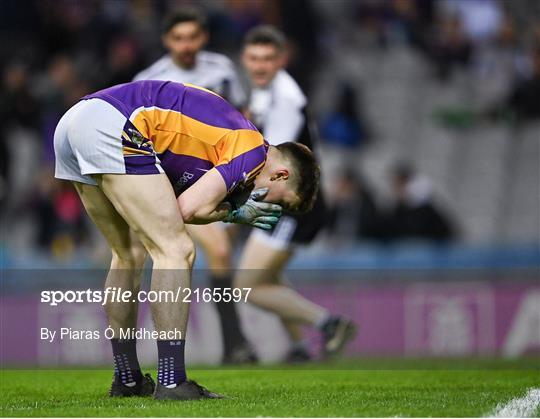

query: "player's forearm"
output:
176 168 230 224
180 202 231 225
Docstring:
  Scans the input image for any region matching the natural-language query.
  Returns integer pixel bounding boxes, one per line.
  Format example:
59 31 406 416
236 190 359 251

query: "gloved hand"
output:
224 187 282 230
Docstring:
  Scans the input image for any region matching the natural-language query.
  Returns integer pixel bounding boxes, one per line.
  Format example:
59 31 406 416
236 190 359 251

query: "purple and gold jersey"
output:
83 80 268 196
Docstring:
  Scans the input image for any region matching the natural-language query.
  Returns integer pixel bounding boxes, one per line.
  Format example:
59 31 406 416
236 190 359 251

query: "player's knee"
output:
171 235 196 268
234 272 257 290
130 240 147 267
182 238 196 268
111 247 145 270
148 234 196 268
207 240 231 268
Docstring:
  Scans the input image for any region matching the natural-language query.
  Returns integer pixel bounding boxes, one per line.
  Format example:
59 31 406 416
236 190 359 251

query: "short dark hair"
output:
276 142 320 214
244 25 286 52
162 7 207 34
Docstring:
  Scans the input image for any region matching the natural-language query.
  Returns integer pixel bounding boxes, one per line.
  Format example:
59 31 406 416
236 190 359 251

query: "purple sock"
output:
111 338 143 385
157 340 187 387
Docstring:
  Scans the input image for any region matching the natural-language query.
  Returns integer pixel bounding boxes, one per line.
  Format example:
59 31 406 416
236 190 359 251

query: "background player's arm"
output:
177 168 230 224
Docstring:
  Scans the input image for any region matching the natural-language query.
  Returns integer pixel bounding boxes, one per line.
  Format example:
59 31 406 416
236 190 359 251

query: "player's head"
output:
254 142 320 214
242 25 287 88
162 7 208 69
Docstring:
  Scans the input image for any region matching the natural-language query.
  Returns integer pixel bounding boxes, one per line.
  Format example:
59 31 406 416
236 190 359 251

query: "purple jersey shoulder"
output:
83 80 257 131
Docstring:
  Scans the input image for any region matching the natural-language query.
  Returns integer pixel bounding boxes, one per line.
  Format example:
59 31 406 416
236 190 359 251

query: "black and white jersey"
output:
133 51 247 108
248 70 316 149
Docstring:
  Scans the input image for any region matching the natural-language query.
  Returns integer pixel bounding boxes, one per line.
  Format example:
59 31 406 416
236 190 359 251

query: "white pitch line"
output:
488 388 540 418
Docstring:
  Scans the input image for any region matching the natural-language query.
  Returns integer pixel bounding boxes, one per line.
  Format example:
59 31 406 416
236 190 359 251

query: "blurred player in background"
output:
235 26 356 362
134 7 246 107
134 8 253 364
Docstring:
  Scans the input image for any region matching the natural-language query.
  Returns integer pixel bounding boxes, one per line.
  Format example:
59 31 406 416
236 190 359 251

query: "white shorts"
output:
250 215 299 251
54 98 162 185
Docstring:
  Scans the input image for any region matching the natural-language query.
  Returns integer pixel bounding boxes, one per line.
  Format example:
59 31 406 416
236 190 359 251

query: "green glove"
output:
224 187 282 230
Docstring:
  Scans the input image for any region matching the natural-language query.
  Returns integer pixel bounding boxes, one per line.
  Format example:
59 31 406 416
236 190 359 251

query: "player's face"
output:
242 44 283 88
254 175 301 213
163 22 207 69
266 187 301 213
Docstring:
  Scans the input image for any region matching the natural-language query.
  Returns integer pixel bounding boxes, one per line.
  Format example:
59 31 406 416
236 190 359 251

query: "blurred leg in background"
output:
280 277 313 363
186 223 256 364
235 228 357 359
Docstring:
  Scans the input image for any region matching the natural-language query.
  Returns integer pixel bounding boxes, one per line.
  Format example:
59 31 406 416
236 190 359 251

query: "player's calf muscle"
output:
105 302 138 330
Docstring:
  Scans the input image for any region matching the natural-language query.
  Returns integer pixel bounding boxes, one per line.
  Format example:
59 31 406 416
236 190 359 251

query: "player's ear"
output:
271 169 289 181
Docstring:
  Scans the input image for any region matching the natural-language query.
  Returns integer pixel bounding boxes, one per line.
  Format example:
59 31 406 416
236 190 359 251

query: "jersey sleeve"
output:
215 130 267 193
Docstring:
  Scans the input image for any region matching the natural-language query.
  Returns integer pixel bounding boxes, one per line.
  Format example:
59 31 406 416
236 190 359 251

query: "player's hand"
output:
224 187 282 230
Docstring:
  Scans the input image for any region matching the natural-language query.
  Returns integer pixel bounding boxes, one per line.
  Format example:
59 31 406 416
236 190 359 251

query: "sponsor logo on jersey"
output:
173 171 195 195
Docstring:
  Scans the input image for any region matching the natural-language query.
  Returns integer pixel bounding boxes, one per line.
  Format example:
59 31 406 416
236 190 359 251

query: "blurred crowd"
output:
1 0 539 260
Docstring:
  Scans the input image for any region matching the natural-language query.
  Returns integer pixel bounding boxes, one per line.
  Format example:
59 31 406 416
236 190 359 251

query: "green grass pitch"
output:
1 359 539 417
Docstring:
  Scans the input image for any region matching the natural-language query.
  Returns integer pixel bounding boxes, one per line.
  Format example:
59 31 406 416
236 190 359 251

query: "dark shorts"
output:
250 190 328 249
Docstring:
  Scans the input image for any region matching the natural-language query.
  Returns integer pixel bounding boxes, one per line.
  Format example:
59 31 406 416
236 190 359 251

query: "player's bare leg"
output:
236 239 327 324
282 320 311 363
187 224 256 364
73 181 153 397
236 248 311 362
77 174 221 400
96 174 193 335
282 320 303 343
235 234 357 358
187 224 231 271
98 174 221 399
279 274 312 363
74 184 146 335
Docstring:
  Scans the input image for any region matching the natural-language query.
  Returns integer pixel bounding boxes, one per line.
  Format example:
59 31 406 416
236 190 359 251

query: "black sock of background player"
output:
211 275 246 356
111 338 143 385
157 339 186 387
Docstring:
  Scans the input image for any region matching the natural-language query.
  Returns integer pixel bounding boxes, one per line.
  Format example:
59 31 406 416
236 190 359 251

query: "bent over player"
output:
133 7 253 364
54 80 319 400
